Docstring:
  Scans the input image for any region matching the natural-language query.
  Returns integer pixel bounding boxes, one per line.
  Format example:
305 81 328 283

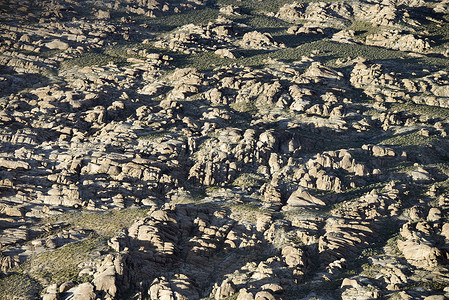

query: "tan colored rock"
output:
441 223 449 240
240 31 284 50
215 279 236 299
398 239 442 268
366 31 430 53
60 281 75 293
93 264 117 298
0 254 19 274
72 283 96 300
282 245 305 269
283 187 325 209
262 182 283 210
45 39 69 50
303 62 343 81
1 205 25 217
219 5 241 16
427 208 441 222
237 288 254 300
255 291 276 300
276 2 305 23
411 167 432 182
0 158 30 170
215 49 237 59
96 10 111 19
424 296 446 300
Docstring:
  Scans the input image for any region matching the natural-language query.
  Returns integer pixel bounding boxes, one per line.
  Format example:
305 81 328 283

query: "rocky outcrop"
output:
239 31 285 50
1 0 449 299
365 31 431 53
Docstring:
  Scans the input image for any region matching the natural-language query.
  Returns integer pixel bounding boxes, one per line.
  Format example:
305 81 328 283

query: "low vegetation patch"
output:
233 172 266 188
0 273 42 300
42 208 151 238
60 51 129 69
379 131 440 147
21 234 104 285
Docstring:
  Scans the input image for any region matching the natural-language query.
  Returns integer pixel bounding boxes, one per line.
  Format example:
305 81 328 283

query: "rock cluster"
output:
277 0 434 53
1 0 449 299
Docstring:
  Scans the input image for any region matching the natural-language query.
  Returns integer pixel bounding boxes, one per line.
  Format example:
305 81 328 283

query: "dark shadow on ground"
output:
0 66 51 98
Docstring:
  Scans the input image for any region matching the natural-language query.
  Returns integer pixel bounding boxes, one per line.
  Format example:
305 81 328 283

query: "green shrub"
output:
390 103 449 120
405 280 447 291
0 273 41 300
379 131 440 147
360 247 383 258
42 208 150 238
230 101 257 113
143 8 219 28
60 51 128 69
233 172 266 188
138 132 168 140
350 20 381 42
20 234 105 285
385 234 403 256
